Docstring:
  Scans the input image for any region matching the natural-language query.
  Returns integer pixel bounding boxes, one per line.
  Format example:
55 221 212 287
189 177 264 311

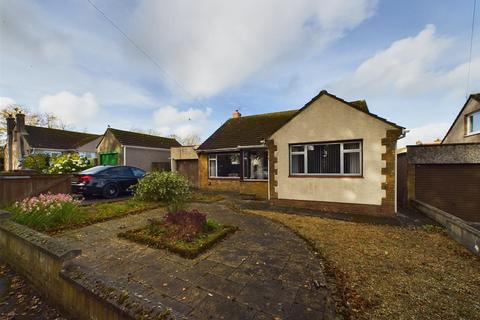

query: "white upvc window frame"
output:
289 140 362 176
242 149 269 181
208 153 241 179
466 110 480 136
208 154 217 178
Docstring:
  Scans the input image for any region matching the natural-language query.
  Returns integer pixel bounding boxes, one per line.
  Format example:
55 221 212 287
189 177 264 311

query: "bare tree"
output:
1 105 71 144
169 134 202 146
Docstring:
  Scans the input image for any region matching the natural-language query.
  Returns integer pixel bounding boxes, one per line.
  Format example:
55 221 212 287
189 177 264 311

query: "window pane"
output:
291 146 304 153
131 167 145 177
344 152 361 174
321 144 341 173
291 154 305 174
307 145 321 173
244 150 268 180
470 112 480 133
216 153 240 177
344 142 360 150
208 159 216 177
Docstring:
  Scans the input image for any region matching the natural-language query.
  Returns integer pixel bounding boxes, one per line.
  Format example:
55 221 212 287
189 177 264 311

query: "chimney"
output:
6 114 15 134
6 114 15 171
15 112 28 135
232 109 241 118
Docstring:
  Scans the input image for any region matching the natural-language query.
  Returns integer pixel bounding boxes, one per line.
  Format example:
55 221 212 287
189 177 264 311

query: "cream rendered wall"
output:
271 95 396 205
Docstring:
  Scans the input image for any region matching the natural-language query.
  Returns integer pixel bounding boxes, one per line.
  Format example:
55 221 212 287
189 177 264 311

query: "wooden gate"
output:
415 164 480 222
176 160 198 187
100 153 118 165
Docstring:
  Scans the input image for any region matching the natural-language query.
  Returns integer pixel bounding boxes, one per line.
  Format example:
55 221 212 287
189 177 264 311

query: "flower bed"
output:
9 193 82 231
118 209 237 258
8 193 161 233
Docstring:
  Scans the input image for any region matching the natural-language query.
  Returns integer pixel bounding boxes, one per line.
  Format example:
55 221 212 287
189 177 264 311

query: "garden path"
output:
57 202 335 319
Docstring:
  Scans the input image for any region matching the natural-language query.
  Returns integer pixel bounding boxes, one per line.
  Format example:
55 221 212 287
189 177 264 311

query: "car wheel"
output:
102 183 120 199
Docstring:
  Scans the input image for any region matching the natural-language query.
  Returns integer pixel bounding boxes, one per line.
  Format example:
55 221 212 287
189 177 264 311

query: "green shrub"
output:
10 193 83 231
48 153 92 174
204 219 220 232
21 153 50 172
133 171 190 212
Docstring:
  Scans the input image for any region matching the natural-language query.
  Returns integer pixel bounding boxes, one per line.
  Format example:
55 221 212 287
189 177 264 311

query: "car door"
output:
107 166 136 191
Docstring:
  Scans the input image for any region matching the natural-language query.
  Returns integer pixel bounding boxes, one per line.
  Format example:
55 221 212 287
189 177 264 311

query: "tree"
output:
169 134 202 146
129 127 202 146
0 105 69 145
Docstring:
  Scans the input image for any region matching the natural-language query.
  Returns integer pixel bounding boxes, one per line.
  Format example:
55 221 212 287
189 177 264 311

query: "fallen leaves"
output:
248 210 480 320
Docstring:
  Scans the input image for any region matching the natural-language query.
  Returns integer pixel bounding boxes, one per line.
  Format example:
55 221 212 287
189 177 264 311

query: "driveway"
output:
57 202 335 319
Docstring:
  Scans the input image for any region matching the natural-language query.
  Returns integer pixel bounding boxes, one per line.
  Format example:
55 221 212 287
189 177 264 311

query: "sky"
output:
0 0 479 147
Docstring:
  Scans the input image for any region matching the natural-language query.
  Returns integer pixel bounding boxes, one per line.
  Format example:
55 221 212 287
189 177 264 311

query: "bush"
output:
21 153 50 172
133 171 190 212
47 153 92 174
10 193 82 231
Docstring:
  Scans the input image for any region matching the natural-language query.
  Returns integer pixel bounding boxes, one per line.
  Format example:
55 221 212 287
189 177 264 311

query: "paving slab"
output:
56 202 335 319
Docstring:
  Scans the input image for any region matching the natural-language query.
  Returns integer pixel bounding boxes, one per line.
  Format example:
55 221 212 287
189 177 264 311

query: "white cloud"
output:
153 105 213 137
0 97 16 109
331 25 480 97
398 122 450 147
38 91 99 125
132 0 377 97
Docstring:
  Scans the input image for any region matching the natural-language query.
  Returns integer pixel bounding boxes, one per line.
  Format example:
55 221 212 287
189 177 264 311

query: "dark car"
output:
71 165 146 198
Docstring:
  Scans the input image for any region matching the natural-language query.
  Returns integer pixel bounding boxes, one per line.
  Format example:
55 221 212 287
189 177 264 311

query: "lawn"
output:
10 199 162 234
246 209 480 320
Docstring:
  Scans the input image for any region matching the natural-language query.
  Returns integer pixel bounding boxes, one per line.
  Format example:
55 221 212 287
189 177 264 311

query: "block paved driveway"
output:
57 202 335 319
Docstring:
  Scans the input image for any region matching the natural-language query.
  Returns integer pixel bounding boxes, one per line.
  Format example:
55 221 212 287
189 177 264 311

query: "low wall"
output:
411 200 480 256
0 173 71 206
0 211 180 319
407 143 480 164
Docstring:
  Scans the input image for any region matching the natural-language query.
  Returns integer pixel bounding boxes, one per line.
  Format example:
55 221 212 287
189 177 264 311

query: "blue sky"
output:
0 0 479 146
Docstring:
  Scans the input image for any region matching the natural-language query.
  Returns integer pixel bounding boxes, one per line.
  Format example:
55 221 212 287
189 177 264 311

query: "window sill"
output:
208 177 240 180
242 179 268 182
465 131 480 137
288 174 364 178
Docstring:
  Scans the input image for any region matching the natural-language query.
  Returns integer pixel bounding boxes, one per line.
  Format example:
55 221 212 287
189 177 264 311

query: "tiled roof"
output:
198 90 403 151
24 126 100 150
198 110 297 150
108 128 181 149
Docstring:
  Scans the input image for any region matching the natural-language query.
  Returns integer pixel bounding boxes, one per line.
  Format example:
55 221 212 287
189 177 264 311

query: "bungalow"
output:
197 90 405 216
4 112 101 171
442 93 480 144
96 128 181 171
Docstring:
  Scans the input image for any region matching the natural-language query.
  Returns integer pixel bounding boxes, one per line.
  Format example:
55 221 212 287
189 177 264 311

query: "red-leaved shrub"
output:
160 209 207 242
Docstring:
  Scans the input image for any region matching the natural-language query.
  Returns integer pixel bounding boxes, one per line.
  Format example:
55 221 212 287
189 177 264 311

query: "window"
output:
208 153 240 178
131 167 146 177
290 141 362 176
243 149 268 180
106 166 134 176
467 111 480 135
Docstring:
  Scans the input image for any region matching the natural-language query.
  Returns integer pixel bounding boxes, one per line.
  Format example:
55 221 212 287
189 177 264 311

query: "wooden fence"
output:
0 172 71 206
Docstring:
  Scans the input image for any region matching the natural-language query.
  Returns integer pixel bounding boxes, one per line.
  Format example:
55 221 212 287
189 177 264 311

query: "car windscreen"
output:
80 166 112 174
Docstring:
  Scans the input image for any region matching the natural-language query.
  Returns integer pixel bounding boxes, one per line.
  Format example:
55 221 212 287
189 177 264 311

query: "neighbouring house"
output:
197 90 405 216
96 128 181 171
171 146 199 187
397 93 480 224
443 93 480 144
4 113 101 171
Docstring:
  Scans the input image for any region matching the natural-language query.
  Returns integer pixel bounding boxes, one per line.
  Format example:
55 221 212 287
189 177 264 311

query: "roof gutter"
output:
121 145 170 151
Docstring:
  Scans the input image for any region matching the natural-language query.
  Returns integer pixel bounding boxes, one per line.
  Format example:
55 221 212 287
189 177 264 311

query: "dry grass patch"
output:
247 210 480 320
